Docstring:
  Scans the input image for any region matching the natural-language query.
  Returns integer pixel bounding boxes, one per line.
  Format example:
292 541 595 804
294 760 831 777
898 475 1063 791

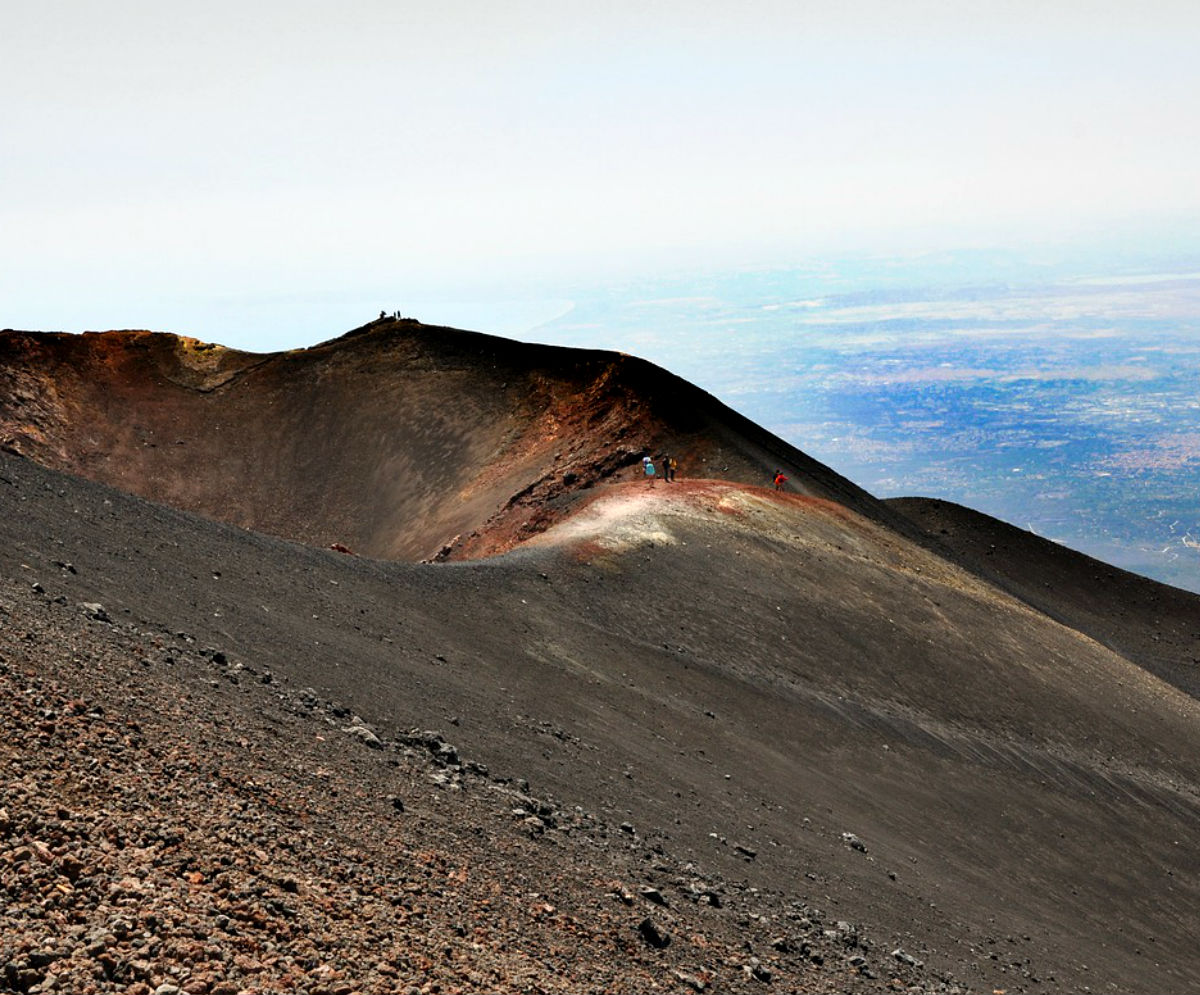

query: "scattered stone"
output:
4 962 44 992
672 969 708 991
734 843 757 861
639 886 668 906
748 959 772 983
842 832 867 852
401 729 461 766
637 917 671 949
344 724 383 749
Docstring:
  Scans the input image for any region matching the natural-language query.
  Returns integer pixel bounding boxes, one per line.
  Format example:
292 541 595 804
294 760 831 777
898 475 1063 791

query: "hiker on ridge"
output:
773 469 788 491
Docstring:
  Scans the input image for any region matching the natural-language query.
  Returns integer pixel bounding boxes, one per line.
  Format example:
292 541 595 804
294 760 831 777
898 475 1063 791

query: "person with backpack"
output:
773 469 788 491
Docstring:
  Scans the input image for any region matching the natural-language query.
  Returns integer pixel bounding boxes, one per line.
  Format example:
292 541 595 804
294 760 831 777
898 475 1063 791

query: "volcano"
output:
0 318 892 563
1 319 1198 995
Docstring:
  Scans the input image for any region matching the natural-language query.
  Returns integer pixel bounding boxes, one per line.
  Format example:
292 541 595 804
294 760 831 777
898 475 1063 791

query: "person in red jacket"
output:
773 469 788 491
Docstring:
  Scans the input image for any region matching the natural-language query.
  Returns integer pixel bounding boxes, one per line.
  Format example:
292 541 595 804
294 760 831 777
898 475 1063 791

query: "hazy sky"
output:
4 1 1199 349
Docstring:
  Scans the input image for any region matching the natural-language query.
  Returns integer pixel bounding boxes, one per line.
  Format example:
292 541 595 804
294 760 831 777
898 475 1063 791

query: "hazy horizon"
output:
5 1 1200 346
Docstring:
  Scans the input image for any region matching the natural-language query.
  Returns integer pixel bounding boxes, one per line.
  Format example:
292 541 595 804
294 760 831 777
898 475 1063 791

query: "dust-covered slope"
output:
3 451 1199 994
0 321 894 563
888 496 1200 699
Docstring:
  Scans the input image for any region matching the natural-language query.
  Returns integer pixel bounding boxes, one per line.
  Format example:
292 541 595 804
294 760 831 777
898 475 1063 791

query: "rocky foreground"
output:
1 574 954 995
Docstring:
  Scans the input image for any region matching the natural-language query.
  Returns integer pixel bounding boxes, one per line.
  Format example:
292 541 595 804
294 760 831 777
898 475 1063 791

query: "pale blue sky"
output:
4 1 1199 350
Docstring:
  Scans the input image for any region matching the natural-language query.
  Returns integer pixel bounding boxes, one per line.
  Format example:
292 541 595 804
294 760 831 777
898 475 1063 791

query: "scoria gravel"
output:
0 576 956 994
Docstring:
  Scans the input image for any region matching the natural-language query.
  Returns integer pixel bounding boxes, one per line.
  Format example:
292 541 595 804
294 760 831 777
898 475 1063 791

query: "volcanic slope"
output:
0 320 889 563
889 496 1200 700
1 323 1199 994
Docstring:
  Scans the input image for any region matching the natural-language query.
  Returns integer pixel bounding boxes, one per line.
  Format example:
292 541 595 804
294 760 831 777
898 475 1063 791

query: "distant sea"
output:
518 247 1200 594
